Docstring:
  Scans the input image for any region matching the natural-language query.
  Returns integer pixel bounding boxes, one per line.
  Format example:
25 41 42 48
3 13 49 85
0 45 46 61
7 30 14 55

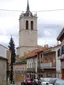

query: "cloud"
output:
38 23 62 46
38 23 62 38
38 37 57 46
0 0 64 47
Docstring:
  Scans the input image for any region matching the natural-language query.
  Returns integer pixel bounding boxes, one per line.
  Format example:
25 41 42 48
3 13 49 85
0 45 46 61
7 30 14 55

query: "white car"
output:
42 81 49 85
33 79 38 83
49 78 64 85
54 79 64 85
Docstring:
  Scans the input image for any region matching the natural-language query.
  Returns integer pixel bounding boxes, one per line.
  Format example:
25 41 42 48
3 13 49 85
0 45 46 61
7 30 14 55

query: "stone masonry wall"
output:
0 59 7 85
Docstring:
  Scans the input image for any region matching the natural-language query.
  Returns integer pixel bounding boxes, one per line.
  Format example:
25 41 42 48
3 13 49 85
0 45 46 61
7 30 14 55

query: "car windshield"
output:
42 82 49 85
49 78 58 84
55 79 64 85
43 78 51 82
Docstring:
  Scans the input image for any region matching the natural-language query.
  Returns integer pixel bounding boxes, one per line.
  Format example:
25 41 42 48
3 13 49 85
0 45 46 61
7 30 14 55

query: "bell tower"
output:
17 0 37 57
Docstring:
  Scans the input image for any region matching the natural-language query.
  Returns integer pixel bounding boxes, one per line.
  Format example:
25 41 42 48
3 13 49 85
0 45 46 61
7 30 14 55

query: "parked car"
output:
43 78 51 82
49 78 58 85
32 79 38 85
42 82 49 85
49 78 64 85
53 79 64 85
21 80 26 85
38 78 51 85
25 78 32 85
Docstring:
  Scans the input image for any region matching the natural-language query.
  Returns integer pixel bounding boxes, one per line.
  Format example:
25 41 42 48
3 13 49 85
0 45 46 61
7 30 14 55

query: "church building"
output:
17 0 38 57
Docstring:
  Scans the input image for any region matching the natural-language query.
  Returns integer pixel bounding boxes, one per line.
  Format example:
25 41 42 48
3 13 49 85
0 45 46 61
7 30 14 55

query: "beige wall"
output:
17 46 37 57
13 64 27 85
6 49 11 71
0 45 7 58
17 15 37 57
0 59 7 85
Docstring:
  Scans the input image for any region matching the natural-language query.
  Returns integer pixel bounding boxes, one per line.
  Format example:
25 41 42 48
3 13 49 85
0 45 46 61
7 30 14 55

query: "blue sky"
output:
0 0 64 47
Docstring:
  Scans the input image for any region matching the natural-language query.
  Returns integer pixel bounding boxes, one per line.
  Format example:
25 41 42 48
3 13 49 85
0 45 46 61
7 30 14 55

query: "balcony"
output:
59 54 64 59
39 63 52 69
27 68 35 72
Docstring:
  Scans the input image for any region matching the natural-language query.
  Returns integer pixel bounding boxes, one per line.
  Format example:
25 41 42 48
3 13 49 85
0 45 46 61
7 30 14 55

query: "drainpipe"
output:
35 57 38 78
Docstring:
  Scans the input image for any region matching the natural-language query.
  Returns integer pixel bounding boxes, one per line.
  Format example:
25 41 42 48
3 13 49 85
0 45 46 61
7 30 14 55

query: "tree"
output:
8 37 16 83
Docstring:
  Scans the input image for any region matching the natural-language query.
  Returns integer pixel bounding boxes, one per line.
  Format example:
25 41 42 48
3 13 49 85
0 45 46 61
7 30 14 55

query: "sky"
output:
0 0 64 48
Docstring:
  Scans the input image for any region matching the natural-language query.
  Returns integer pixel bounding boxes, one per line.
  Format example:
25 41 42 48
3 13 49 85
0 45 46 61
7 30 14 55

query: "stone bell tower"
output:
17 0 37 57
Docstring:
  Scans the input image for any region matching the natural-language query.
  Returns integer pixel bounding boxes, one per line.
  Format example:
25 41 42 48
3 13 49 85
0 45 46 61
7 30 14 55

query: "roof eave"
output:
57 28 64 41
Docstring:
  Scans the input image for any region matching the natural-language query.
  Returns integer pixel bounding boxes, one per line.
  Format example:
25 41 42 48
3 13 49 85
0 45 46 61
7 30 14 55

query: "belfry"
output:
17 0 37 57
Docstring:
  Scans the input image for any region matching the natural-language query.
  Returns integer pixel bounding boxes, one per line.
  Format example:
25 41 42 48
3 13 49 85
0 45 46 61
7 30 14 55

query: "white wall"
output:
27 57 37 68
0 45 7 58
55 47 61 73
27 57 38 78
0 59 7 85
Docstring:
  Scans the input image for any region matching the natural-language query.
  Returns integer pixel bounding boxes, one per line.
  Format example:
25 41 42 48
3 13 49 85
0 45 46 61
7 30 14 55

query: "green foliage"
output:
15 60 27 64
21 60 27 64
8 37 16 64
8 37 16 83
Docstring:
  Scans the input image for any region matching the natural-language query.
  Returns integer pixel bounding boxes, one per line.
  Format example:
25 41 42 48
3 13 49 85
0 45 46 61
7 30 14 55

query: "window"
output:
52 73 56 78
26 20 28 30
61 45 64 54
41 54 42 59
31 21 33 30
47 73 51 77
57 49 60 57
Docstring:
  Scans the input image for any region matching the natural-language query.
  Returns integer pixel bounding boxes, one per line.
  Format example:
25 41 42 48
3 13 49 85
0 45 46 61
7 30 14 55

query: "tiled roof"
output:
49 44 61 49
0 44 8 49
16 45 43 49
19 46 48 59
19 44 60 60
0 56 7 61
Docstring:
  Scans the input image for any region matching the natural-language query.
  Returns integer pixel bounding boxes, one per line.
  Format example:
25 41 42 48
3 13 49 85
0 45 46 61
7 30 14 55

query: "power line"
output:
0 8 64 12
0 9 21 12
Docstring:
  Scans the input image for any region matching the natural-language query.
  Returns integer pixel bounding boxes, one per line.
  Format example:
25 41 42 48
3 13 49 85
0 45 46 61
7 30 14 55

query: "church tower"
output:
17 0 37 57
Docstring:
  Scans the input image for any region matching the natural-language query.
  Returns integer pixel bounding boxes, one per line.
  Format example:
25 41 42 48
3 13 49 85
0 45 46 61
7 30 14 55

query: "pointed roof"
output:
24 0 32 16
27 0 30 11
19 0 37 19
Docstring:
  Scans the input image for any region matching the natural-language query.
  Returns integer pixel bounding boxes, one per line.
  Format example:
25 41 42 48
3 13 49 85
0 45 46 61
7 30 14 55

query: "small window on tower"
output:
31 21 33 30
26 20 28 30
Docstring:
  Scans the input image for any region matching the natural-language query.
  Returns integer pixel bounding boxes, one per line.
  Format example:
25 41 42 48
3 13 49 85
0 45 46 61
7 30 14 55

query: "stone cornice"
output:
17 45 37 49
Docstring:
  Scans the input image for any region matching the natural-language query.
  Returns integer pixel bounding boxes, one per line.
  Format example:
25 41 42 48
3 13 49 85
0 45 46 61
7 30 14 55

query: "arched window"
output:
26 20 28 30
31 21 33 30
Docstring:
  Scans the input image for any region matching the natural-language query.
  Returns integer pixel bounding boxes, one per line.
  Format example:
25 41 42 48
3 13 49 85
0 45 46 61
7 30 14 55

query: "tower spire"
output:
27 0 30 11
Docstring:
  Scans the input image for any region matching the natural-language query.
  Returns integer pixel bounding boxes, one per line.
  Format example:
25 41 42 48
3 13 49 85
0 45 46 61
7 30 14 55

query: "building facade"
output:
26 55 38 79
0 44 11 76
17 0 37 57
25 45 61 79
0 44 8 58
57 28 64 78
0 57 7 85
13 63 27 85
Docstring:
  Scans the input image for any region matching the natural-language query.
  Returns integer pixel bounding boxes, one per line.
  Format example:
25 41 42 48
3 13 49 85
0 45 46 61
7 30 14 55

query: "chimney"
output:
57 40 59 45
44 44 48 48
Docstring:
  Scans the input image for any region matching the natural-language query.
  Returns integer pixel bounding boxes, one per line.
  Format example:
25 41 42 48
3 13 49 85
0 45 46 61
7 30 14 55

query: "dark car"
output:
21 80 26 85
